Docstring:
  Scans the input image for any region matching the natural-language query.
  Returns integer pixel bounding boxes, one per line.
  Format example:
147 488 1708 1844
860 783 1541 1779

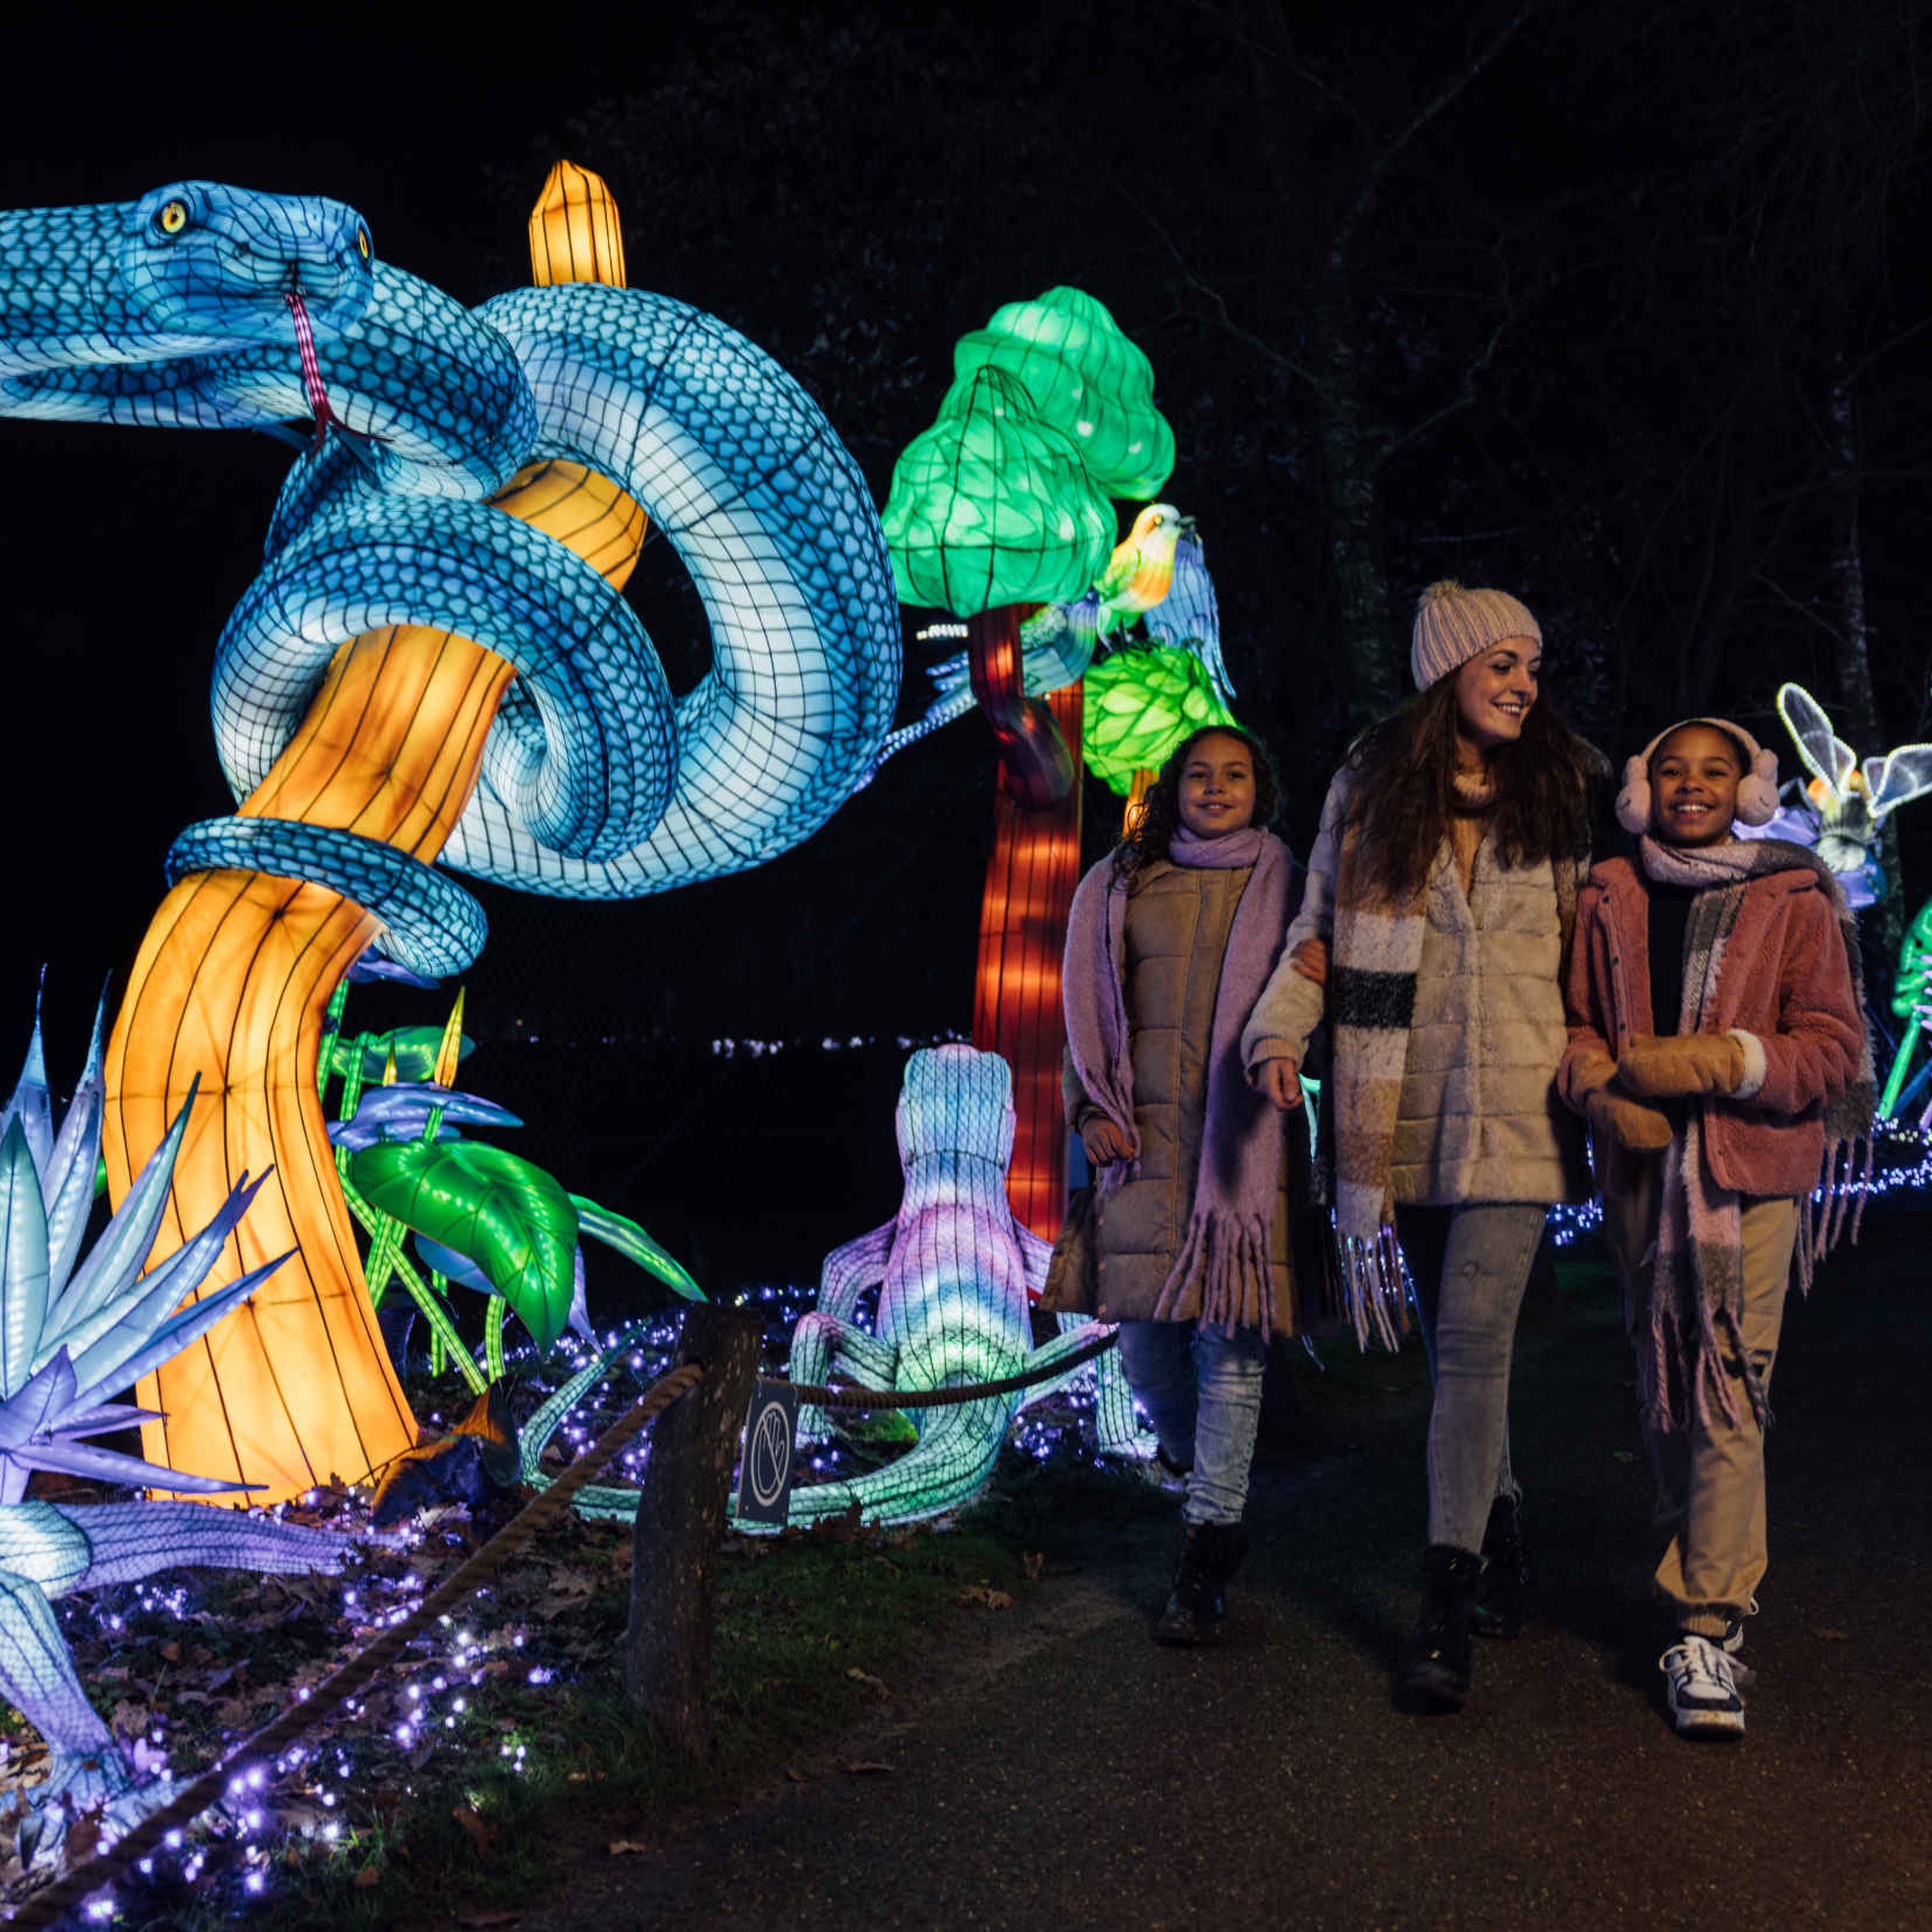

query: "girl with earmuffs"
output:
1559 717 1870 1739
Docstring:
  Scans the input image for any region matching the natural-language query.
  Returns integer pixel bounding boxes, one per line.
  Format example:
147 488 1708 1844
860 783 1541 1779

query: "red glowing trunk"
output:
967 608 1085 1243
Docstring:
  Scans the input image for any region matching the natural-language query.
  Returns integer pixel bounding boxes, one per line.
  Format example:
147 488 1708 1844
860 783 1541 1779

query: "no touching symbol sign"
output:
735 1381 798 1527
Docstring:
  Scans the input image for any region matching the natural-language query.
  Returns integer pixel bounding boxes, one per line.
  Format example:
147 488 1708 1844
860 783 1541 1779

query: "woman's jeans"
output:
1114 1320 1267 1528
1395 1202 1548 1554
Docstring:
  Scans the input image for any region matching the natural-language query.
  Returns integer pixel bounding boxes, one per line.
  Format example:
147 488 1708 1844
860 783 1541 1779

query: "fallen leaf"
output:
109 1701 152 1740
157 1640 182 1664
1022 1551 1045 1581
607 1839 651 1856
954 1584 1012 1611
785 1766 806 1784
354 1861 384 1889
810 1499 865 1541
63 1806 106 1867
845 1667 890 1698
451 1805 495 1858
839 1759 892 1776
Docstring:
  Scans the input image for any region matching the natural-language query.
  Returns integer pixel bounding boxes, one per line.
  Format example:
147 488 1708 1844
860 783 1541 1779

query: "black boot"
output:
1470 1492 1528 1640
1152 1522 1248 1646
1400 1545 1481 1709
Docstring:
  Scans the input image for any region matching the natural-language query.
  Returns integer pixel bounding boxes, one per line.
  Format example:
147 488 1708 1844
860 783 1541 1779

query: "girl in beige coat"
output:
1057 726 1306 1645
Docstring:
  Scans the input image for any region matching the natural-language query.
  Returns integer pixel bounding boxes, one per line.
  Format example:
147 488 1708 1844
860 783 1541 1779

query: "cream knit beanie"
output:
1409 580 1542 690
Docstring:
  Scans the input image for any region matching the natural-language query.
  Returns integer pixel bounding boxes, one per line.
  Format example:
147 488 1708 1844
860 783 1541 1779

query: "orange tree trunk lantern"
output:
107 169 651 1501
882 294 1177 1245
964 605 1083 1240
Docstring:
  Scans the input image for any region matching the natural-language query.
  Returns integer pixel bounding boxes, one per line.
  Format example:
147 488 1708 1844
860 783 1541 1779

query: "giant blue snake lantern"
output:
771 1044 1151 1530
0 168 901 1501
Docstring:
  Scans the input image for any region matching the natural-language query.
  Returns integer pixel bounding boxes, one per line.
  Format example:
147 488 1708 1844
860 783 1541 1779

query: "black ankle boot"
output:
1400 1545 1481 1708
1470 1493 1528 1640
1152 1521 1248 1646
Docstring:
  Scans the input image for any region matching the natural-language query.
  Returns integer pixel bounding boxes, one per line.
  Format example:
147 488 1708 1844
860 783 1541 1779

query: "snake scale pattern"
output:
0 179 902 973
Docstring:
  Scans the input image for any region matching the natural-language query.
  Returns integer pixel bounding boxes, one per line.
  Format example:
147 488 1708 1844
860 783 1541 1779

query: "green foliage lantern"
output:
953 286 1175 501
349 1139 582 1352
1083 645 1241 795
881 367 1114 615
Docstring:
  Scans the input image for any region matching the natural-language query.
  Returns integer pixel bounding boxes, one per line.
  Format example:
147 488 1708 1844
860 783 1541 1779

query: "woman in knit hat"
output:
1560 719 1867 1738
1241 581 1602 1710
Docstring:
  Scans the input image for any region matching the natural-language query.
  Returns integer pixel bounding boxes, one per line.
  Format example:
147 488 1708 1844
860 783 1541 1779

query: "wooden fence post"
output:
625 1302 764 1755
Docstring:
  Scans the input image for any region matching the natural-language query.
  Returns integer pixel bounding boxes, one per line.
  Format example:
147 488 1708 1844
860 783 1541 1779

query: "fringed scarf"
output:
1062 825 1295 1337
1323 772 1579 1349
1636 834 1873 1435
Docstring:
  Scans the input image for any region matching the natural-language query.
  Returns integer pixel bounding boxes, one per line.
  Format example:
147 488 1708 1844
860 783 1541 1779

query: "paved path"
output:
523 1226 1932 1930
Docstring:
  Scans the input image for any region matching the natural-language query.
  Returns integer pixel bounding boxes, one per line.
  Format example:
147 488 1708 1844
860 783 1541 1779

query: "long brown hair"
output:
1344 678 1604 903
1111 723 1280 891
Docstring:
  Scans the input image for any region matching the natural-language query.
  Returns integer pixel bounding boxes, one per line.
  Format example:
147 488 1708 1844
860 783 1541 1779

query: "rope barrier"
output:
775 1328 1116 1409
10 1361 705 1931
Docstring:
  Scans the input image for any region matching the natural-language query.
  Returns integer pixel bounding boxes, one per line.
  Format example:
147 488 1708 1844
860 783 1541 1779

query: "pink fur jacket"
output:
1560 857 1864 1197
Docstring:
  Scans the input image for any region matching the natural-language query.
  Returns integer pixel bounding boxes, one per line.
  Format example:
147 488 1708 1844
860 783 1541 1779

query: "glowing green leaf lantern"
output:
349 1139 581 1352
881 367 1115 615
1083 646 1241 795
953 286 1175 501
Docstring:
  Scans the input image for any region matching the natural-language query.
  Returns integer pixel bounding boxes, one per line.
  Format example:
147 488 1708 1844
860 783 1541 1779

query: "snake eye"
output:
157 199 189 237
356 226 371 262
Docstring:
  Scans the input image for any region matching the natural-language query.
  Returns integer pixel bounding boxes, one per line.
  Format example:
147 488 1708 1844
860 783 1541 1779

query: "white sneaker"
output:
1719 1598 1759 1683
1659 1636 1746 1738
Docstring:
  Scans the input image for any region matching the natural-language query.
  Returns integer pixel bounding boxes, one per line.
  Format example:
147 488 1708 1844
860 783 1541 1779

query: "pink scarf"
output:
1636 834 1872 1432
1062 825 1297 1334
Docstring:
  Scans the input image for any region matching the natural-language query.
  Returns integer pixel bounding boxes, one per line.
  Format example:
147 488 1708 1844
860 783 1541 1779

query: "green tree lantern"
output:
881 366 1114 615
953 286 1176 501
1083 645 1241 795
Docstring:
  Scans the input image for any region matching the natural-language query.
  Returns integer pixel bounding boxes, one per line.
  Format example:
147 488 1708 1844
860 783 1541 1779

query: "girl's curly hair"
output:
1110 723 1280 890
1343 678 1605 904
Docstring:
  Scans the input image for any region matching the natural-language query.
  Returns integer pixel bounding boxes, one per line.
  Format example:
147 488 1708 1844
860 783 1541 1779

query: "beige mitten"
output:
1619 1032 1747 1099
1584 1085 1674 1152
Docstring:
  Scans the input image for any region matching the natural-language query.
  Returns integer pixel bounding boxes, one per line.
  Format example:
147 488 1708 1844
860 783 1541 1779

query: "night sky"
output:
5 4 1928 1250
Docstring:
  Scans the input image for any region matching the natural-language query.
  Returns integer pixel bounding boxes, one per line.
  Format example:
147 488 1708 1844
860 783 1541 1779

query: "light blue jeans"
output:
1114 1320 1267 1527
1395 1203 1548 1555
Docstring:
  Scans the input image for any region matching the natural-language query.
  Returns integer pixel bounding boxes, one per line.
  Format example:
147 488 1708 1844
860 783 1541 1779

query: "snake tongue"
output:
283 289 338 434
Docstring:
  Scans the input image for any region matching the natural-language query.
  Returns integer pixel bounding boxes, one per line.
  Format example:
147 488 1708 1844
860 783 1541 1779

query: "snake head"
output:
120 181 375 346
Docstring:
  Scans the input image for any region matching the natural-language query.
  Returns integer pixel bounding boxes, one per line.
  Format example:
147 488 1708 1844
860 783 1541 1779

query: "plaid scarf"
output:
1635 835 1873 1434
1325 773 1577 1348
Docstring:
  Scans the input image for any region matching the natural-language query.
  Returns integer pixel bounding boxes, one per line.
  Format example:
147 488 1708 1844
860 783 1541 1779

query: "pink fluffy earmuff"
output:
1614 717 1780 836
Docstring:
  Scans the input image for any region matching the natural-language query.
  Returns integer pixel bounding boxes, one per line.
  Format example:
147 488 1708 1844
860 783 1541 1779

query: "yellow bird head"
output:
1095 503 1194 627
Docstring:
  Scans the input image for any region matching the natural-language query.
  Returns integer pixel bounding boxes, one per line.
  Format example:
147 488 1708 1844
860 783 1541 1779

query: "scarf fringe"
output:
1155 1208 1275 1339
1334 1224 1408 1353
1800 1130 1872 1291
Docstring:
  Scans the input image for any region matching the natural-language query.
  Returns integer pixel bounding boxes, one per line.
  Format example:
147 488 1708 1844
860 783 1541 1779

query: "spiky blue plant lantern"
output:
0 997 348 1853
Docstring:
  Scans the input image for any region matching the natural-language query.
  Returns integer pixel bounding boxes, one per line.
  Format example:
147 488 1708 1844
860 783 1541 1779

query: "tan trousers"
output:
1600 1155 1799 1638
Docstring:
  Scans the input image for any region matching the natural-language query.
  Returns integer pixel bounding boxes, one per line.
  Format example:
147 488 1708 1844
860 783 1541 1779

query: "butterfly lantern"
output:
1754 684 1932 908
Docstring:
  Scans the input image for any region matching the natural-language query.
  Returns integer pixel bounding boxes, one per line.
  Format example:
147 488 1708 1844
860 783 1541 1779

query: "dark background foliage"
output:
4 2 1928 1247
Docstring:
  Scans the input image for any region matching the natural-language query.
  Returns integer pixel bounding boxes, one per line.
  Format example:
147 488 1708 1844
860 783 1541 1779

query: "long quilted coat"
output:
1061 857 1309 1329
